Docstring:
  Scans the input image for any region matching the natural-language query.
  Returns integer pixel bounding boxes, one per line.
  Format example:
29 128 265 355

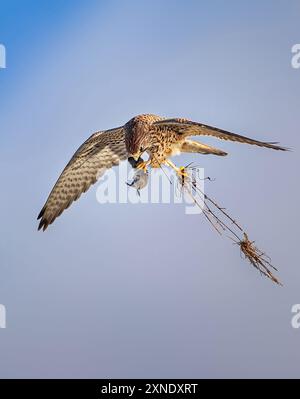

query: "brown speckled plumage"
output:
38 127 126 231
38 114 287 230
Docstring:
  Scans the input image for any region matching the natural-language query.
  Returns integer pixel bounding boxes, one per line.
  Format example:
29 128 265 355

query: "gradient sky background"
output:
0 0 300 378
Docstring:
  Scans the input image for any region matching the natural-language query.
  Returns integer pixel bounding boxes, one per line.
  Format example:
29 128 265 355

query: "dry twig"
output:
177 165 282 286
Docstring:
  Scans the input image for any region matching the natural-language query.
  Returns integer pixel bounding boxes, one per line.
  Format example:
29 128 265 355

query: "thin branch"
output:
176 167 282 286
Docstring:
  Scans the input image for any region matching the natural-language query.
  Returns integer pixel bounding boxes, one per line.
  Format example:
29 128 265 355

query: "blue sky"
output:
0 0 300 378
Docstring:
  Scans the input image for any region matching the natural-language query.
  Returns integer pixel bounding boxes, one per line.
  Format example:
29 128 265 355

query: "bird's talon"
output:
136 161 148 172
177 167 188 177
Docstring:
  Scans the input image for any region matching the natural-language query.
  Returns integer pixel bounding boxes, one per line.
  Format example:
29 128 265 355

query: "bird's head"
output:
124 117 150 160
131 146 148 161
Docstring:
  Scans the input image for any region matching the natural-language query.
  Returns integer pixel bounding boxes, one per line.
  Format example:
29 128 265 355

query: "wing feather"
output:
153 118 288 151
38 127 127 231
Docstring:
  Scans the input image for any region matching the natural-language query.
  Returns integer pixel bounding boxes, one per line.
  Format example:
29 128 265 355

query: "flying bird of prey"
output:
38 114 286 231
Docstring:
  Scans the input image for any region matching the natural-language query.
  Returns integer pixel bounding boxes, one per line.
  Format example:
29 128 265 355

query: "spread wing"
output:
38 127 127 231
153 118 287 151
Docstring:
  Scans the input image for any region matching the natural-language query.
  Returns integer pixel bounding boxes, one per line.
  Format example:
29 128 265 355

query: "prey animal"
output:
38 114 287 231
126 168 149 197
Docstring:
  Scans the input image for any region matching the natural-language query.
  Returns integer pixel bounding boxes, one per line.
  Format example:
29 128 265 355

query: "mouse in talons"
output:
126 168 149 197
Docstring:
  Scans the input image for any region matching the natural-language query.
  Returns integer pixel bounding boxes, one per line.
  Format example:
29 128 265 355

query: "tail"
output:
181 140 228 156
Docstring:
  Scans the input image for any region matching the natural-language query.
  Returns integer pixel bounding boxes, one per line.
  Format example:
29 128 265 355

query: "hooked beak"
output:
132 153 140 161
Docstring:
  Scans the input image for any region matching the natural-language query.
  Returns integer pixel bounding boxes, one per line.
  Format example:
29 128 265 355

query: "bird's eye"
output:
140 146 144 153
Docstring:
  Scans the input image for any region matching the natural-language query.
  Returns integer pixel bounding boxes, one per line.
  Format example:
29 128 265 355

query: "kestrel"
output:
38 114 286 231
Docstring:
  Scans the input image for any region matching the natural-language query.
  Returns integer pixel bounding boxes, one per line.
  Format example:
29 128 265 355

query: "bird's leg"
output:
165 160 188 177
136 159 151 172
